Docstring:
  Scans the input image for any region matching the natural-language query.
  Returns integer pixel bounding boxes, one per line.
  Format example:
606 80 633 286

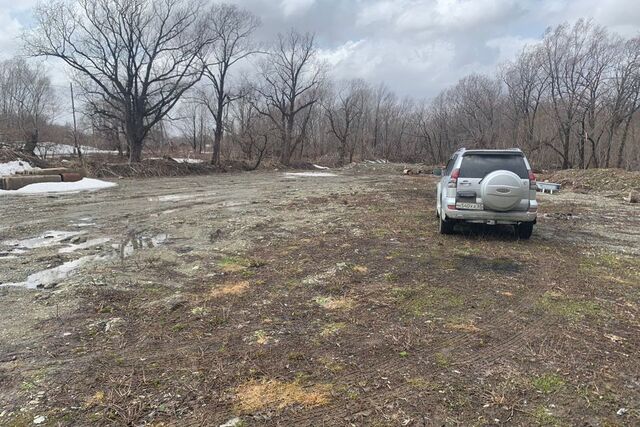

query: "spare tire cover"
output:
481 170 525 211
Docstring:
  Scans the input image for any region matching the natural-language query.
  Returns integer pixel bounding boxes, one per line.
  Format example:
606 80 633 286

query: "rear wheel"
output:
439 214 454 235
516 222 534 239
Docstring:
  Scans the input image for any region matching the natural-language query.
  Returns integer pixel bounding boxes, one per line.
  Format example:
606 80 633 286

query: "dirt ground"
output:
0 164 639 426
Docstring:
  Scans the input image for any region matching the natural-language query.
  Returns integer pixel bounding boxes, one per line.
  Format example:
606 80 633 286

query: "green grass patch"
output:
320 322 346 337
218 256 265 273
580 251 640 285
435 352 451 368
406 376 435 390
531 405 563 426
532 373 565 394
392 285 463 317
537 291 601 321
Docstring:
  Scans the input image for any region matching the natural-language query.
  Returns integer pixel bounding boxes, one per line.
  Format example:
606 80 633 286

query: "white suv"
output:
435 148 538 239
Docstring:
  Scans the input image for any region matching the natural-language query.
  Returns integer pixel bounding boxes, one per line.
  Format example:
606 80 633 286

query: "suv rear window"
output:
459 154 528 179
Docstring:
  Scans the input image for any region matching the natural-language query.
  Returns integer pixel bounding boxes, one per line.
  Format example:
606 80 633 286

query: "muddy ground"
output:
0 164 639 426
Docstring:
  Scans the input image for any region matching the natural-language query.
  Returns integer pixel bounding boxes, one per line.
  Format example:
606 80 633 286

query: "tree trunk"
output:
561 128 571 169
129 138 143 163
125 108 145 163
211 101 224 166
281 115 294 165
604 122 616 168
23 130 38 155
126 123 144 163
338 138 347 165
616 115 633 169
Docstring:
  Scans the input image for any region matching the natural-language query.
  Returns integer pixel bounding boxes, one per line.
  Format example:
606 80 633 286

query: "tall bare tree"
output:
202 3 259 166
253 30 324 165
611 37 640 168
540 20 596 168
324 79 366 165
0 58 56 155
502 46 549 156
25 0 216 162
448 74 502 149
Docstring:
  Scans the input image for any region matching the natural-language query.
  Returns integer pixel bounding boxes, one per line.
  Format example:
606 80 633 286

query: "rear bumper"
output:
444 206 537 224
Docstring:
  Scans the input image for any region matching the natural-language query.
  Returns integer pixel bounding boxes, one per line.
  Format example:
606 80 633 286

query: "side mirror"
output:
433 168 442 176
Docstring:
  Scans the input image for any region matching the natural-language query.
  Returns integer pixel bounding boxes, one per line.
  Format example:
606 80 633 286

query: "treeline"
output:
182 18 640 170
4 0 640 170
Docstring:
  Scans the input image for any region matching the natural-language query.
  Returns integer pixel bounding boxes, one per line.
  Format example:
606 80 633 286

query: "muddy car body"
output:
435 148 538 238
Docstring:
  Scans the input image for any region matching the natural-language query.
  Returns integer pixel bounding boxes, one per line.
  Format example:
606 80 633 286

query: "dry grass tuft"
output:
210 281 250 298
234 379 331 413
84 390 105 408
446 322 481 332
314 296 354 310
352 265 368 274
320 322 346 337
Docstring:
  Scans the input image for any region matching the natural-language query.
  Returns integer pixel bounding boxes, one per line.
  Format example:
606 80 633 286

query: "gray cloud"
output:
226 0 640 99
5 0 640 114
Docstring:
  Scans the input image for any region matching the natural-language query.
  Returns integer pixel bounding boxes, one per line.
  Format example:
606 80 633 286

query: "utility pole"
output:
70 82 82 160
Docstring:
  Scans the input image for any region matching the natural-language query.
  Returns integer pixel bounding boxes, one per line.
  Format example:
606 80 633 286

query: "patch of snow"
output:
35 142 117 157
220 418 243 427
71 222 96 228
313 164 330 170
59 238 111 254
154 194 196 202
0 178 117 195
0 160 34 176
173 158 205 164
284 172 338 178
147 157 205 164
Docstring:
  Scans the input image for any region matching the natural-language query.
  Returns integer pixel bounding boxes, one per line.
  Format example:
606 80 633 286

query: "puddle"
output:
59 238 111 254
1 255 102 289
115 232 168 259
2 231 86 252
220 201 246 208
2 231 168 289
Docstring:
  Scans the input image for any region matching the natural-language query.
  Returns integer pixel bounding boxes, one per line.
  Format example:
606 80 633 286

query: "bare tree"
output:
176 97 208 153
86 99 126 156
25 0 216 162
0 58 56 155
540 20 596 168
324 79 366 165
610 37 640 168
575 25 616 168
502 46 550 157
228 91 270 169
253 30 324 165
448 74 502 148
202 3 259 165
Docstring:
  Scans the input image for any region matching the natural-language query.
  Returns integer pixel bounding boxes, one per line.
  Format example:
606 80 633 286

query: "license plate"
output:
456 202 483 210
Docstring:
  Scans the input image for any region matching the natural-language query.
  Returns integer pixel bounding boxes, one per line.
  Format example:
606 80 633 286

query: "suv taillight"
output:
528 171 536 191
448 168 460 188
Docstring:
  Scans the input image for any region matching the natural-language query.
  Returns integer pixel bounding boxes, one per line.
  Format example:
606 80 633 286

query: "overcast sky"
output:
2 0 640 122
